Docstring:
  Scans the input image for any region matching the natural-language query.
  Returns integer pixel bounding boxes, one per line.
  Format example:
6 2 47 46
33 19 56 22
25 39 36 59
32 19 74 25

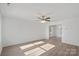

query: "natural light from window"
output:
20 41 55 56
20 41 45 50
40 43 55 51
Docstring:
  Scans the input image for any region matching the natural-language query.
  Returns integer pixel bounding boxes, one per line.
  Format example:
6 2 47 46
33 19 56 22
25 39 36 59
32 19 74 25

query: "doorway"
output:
49 24 62 42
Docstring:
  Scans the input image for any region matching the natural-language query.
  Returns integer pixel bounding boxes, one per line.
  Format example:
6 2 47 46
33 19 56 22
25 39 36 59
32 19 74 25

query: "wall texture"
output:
2 17 48 47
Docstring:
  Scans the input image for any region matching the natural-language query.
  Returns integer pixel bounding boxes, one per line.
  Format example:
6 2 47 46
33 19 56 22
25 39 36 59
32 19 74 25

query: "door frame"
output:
49 24 62 40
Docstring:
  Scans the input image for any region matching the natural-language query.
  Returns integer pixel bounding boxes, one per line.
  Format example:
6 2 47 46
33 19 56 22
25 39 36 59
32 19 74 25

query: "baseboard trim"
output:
3 39 47 48
62 41 79 47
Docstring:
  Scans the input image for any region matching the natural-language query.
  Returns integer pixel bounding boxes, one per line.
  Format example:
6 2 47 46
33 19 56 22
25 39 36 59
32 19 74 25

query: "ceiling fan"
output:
33 12 54 23
37 15 53 23
38 15 50 22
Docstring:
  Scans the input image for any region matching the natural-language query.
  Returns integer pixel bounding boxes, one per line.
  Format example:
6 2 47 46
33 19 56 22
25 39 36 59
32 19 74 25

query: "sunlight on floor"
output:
19 40 55 56
20 44 35 50
33 41 45 45
22 43 55 56
24 47 46 56
70 49 76 55
40 43 55 51
20 41 45 50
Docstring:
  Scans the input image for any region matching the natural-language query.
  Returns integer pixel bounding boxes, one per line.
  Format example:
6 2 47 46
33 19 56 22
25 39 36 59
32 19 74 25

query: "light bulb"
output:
41 20 46 23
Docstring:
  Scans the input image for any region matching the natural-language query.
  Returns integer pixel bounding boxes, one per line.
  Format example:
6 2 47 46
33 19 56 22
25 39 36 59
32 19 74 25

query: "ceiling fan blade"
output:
46 17 51 19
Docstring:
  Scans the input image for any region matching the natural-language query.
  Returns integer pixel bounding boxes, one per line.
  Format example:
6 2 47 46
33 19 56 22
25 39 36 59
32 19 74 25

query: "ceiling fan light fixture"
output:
41 20 46 23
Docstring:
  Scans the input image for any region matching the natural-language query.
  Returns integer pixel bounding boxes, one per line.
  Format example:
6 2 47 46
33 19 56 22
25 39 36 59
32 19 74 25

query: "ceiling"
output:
0 3 79 21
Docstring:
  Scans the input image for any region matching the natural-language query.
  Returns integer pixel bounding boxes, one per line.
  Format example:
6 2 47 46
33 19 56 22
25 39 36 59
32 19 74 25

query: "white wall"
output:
50 18 79 46
62 19 79 46
0 12 2 55
2 17 48 47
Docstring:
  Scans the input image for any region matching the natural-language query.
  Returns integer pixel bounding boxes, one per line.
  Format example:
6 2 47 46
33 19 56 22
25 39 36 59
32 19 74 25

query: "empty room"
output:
0 3 79 56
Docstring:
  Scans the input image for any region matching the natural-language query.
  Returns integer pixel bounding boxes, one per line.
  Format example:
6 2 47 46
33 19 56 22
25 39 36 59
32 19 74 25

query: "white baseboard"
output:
3 38 48 47
62 40 79 47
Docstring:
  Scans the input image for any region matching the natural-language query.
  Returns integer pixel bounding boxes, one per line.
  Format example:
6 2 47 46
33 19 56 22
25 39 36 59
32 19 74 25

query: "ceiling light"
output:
41 20 46 23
